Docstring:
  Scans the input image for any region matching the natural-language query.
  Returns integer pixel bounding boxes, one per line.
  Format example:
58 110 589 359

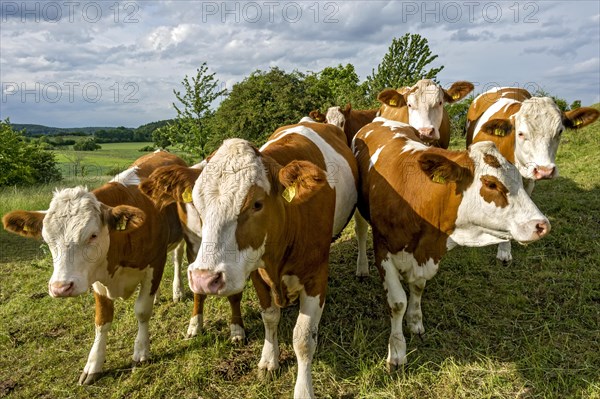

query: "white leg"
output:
186 313 203 338
381 257 407 371
172 241 185 302
355 211 370 277
79 323 111 385
258 305 281 373
153 286 161 305
496 241 513 265
406 280 426 335
293 292 323 399
133 271 154 363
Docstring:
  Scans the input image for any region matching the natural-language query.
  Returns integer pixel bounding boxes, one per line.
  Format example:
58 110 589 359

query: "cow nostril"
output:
209 272 223 289
536 222 548 237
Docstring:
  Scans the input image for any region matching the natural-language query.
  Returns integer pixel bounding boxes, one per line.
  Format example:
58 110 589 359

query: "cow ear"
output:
139 165 201 209
2 210 45 239
418 153 473 186
480 118 514 137
443 81 474 103
377 89 406 108
309 110 326 122
103 205 145 232
563 107 600 130
278 160 328 205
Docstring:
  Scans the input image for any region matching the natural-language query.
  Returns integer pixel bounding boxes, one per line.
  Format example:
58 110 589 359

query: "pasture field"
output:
1 110 599 398
53 142 159 177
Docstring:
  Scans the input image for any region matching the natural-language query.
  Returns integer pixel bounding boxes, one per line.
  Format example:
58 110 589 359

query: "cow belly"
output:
93 266 152 300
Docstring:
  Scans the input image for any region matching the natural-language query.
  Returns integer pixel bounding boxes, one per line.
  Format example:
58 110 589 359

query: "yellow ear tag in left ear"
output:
282 183 296 203
452 93 461 100
182 187 193 203
574 118 583 126
389 98 398 106
432 171 446 184
493 128 506 136
22 225 31 232
116 217 128 231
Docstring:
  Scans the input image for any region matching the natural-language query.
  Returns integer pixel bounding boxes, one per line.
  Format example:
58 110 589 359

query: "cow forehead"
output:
514 97 563 134
195 139 270 219
469 142 522 186
407 80 443 105
43 187 102 242
325 106 345 128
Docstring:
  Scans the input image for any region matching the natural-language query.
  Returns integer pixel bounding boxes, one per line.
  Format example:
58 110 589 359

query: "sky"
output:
1 0 599 128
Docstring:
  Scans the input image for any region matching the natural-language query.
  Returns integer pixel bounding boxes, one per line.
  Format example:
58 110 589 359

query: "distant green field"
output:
53 142 166 177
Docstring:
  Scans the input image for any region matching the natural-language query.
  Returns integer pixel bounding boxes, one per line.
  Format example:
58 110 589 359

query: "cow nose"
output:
189 270 224 295
535 220 550 238
418 127 435 141
533 166 556 180
49 281 74 297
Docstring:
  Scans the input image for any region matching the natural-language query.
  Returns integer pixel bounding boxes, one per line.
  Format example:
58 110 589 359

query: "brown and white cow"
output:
2 151 185 384
466 87 599 264
352 117 550 370
150 122 357 398
139 161 247 341
376 79 474 148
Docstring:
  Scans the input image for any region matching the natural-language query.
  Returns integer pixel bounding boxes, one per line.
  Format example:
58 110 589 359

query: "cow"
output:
2 151 186 384
139 161 247 341
352 117 550 371
147 122 357 398
466 87 599 264
376 79 474 148
325 104 379 146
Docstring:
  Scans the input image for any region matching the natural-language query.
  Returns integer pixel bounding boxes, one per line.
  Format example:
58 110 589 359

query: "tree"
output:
156 63 226 157
306 64 369 110
208 67 327 150
0 119 61 186
446 95 474 138
365 34 444 105
73 137 101 151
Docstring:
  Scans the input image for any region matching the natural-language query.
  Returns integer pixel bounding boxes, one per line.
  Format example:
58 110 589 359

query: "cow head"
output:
479 98 599 180
378 80 474 143
2 187 145 297
308 109 327 123
186 138 327 297
325 104 350 129
419 141 550 246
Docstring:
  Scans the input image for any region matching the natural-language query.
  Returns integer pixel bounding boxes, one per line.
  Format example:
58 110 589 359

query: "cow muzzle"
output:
533 165 556 180
417 127 437 143
48 281 75 297
189 269 225 295
516 219 551 244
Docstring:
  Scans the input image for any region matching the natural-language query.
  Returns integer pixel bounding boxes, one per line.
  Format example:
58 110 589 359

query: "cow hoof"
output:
496 258 513 267
132 359 150 369
230 335 246 346
79 371 102 385
258 368 278 382
386 361 405 374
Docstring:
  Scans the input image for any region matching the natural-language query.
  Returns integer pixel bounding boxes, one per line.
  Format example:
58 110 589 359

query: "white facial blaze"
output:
42 187 111 296
189 139 270 295
325 106 345 128
451 142 549 246
513 97 563 179
405 80 445 138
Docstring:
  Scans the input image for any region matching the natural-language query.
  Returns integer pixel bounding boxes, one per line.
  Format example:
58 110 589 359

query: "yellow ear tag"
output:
116 217 128 231
493 128 506 136
432 171 446 184
452 93 461 100
574 118 583 126
182 187 193 203
282 183 297 203
22 225 31 232
389 98 398 106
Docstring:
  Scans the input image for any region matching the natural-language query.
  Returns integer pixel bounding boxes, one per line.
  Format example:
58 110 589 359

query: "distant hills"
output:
12 119 174 136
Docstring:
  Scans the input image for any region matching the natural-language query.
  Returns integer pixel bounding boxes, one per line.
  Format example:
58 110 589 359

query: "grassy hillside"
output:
0 112 598 398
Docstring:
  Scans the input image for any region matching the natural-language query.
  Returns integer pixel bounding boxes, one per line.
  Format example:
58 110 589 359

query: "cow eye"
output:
484 180 497 190
253 201 263 211
89 234 98 242
518 132 526 140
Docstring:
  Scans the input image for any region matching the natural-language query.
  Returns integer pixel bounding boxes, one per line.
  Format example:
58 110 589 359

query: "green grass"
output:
1 112 599 398
53 142 156 177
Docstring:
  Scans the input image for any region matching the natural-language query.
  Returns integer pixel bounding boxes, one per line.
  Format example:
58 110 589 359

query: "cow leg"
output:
253 272 280 376
406 280 426 335
355 211 370 277
172 240 185 302
186 293 205 338
293 289 324 399
381 256 408 371
79 291 114 385
133 268 156 364
227 292 245 343
496 241 513 266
